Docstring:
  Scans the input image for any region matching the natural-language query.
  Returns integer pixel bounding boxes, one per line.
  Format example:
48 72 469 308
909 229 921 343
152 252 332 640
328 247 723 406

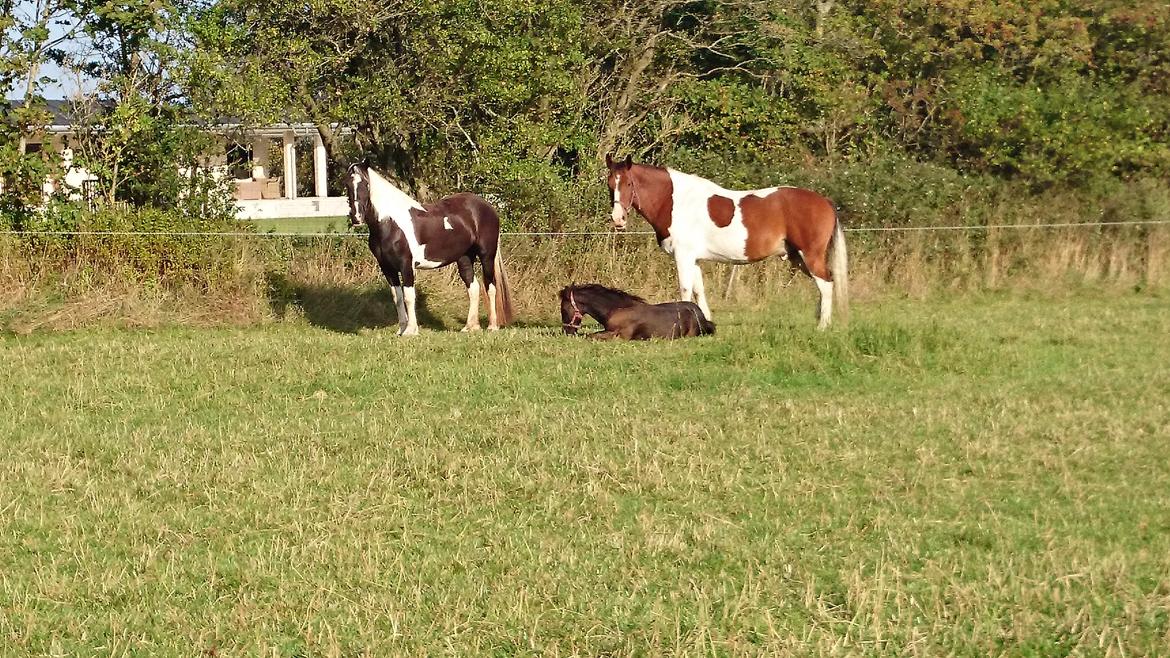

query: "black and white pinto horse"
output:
346 163 514 335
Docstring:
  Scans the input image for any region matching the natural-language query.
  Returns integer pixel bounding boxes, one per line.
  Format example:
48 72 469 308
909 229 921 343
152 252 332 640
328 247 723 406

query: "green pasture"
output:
249 216 350 235
1 291 1168 655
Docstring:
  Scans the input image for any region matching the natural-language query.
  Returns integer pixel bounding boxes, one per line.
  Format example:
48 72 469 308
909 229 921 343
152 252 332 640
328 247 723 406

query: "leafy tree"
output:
1 0 80 219
48 0 239 217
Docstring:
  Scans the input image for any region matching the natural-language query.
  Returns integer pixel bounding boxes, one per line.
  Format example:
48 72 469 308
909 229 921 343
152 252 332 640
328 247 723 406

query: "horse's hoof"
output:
487 325 500 332
400 326 420 337
461 325 482 333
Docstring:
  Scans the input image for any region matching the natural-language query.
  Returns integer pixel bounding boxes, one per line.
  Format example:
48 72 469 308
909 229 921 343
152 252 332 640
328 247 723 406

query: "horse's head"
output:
559 286 585 335
605 153 634 230
346 162 371 229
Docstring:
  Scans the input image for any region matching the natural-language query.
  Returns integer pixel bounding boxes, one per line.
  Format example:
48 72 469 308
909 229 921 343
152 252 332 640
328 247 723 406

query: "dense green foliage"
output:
2 0 238 225
3 0 1168 302
185 0 1170 214
5 1 1170 231
2 293 1168 653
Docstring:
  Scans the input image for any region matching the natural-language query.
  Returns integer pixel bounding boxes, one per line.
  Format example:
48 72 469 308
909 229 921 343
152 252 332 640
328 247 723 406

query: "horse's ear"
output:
623 154 632 168
605 153 613 169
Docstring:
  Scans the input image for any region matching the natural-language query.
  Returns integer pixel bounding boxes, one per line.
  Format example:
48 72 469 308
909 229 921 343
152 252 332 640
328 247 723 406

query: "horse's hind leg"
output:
675 254 697 304
803 251 834 330
479 250 500 331
457 255 480 332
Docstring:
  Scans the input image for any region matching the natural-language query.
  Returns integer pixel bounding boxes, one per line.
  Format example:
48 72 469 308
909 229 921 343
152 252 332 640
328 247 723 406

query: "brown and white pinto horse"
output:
347 163 513 335
605 155 849 328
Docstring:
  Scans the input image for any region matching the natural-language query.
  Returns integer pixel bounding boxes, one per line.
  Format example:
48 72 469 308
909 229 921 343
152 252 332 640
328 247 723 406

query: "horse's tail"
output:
493 248 515 326
829 211 850 325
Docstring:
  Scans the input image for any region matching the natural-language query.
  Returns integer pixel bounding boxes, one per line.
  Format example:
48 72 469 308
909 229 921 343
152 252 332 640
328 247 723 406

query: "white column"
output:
251 136 269 179
313 132 328 198
282 130 297 199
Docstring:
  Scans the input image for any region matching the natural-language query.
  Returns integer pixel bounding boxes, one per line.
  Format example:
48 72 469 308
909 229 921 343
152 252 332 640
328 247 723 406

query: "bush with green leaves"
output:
13 202 249 286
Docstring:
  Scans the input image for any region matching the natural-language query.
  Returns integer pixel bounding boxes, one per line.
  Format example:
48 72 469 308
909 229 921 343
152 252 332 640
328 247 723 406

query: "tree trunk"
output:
596 37 661 164
816 1 834 40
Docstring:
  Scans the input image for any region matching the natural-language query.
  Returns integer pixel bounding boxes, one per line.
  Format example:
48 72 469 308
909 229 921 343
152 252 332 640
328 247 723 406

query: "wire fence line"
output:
0 219 1168 239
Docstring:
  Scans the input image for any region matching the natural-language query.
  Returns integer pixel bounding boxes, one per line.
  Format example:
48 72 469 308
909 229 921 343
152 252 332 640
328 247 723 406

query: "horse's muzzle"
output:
611 204 627 230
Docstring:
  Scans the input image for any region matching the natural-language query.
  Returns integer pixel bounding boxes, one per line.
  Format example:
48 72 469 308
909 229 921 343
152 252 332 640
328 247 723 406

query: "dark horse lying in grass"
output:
559 284 715 340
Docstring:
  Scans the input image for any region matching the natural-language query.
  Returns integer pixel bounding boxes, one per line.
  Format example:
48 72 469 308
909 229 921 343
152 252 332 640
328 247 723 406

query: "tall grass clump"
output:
1 202 271 331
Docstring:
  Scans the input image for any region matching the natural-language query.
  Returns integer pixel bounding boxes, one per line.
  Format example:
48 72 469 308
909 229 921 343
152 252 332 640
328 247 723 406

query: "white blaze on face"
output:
611 174 627 227
349 172 364 225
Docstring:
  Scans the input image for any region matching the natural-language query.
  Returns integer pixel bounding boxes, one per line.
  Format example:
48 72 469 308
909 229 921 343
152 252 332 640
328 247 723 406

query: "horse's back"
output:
662 301 715 335
667 168 835 262
648 301 715 337
773 186 835 249
428 193 500 230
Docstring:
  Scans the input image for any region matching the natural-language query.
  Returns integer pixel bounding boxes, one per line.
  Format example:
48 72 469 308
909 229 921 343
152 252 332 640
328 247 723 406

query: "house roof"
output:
6 98 78 127
9 98 338 138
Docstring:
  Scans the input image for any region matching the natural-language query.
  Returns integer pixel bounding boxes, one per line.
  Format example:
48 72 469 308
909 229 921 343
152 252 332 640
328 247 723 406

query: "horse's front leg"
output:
675 254 697 305
378 263 408 334
690 263 712 320
587 330 619 340
400 267 420 336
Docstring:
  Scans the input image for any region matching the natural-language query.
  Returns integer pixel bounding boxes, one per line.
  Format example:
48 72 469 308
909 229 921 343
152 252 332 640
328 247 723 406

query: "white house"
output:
11 99 348 219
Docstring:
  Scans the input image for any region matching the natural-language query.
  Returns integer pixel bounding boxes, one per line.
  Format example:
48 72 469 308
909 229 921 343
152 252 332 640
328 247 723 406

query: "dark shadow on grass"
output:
266 272 448 334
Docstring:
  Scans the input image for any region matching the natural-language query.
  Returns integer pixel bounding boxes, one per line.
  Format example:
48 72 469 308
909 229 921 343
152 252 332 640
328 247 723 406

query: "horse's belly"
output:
413 239 462 269
699 226 753 263
413 257 447 270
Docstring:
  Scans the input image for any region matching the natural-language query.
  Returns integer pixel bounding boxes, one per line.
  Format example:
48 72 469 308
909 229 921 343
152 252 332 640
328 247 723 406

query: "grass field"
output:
250 216 350 234
1 290 1168 655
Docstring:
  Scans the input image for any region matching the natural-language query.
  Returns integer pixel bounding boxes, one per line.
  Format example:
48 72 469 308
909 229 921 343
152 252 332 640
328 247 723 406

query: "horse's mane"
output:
563 283 646 306
348 163 423 229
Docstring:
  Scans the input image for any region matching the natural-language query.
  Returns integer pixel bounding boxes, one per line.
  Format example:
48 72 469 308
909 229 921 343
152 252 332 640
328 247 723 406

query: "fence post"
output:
1146 226 1164 288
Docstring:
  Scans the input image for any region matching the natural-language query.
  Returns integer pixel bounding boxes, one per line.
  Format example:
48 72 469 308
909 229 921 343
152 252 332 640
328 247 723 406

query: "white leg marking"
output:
610 174 626 227
486 283 499 331
691 263 712 320
813 276 834 330
463 278 481 332
401 286 419 336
